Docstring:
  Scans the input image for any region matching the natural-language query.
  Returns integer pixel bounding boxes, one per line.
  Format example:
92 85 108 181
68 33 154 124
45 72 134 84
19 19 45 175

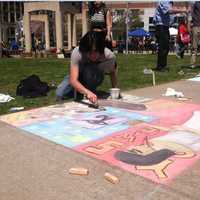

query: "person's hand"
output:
86 90 97 104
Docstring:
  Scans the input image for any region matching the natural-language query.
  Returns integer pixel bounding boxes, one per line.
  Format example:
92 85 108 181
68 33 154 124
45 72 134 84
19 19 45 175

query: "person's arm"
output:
168 2 187 14
69 64 97 103
160 1 187 15
106 9 112 41
169 7 187 14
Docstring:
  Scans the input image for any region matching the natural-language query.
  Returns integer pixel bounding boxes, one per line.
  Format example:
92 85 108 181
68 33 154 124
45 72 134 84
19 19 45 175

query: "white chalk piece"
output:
9 107 24 112
104 172 119 184
177 97 190 101
69 167 89 175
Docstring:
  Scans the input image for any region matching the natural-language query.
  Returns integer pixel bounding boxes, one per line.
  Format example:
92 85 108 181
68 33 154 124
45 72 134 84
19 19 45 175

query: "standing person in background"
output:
88 1 113 50
176 16 190 59
153 1 187 72
189 1 200 68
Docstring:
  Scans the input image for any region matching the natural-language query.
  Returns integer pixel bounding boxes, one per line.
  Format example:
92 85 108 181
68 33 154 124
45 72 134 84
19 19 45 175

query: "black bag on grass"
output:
16 75 50 98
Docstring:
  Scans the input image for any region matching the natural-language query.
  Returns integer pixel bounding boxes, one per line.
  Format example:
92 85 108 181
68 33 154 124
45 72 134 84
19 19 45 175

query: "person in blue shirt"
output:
153 1 187 72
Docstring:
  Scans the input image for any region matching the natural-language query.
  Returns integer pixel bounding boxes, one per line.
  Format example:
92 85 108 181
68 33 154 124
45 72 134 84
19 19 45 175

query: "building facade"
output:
0 2 24 45
0 1 187 53
0 1 83 52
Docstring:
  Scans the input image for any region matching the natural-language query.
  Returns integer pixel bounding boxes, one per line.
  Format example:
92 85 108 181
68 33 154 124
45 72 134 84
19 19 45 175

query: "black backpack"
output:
16 75 50 98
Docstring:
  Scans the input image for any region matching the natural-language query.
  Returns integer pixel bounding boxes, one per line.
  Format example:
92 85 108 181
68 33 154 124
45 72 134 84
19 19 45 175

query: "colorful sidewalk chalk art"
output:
1 99 200 184
77 102 200 184
20 106 155 148
0 102 98 127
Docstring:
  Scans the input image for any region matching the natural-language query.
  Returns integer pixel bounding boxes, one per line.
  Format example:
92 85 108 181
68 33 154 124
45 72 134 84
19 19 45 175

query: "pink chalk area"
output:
76 101 200 184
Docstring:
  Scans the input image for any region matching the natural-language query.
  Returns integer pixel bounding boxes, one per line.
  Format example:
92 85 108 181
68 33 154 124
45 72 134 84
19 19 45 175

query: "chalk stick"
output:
104 172 119 184
177 97 190 101
69 167 89 175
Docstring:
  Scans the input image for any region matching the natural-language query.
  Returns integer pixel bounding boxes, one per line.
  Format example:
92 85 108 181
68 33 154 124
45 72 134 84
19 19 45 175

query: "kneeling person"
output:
56 31 118 104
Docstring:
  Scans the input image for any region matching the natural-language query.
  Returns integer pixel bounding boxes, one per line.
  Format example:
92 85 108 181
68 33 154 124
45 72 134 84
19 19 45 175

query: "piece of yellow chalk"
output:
104 172 119 184
69 167 89 175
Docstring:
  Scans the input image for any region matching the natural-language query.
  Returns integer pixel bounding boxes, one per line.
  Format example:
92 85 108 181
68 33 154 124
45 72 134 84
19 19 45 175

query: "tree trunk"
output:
0 42 2 58
0 27 2 58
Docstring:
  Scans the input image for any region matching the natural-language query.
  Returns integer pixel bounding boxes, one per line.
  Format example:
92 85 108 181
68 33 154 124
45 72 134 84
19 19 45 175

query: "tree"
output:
112 9 144 41
0 31 2 58
129 9 144 30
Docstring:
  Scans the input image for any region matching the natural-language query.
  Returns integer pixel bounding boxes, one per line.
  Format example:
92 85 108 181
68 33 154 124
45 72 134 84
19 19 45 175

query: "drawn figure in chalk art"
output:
114 110 200 179
115 149 176 166
70 114 128 129
115 136 195 179
84 115 115 125
86 141 123 155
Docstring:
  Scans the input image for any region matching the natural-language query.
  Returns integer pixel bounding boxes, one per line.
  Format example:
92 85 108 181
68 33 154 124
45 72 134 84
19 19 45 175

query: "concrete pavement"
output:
0 79 200 200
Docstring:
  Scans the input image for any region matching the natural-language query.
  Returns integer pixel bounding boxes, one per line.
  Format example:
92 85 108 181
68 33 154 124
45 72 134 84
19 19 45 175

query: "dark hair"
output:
88 1 106 16
79 31 106 54
179 16 187 25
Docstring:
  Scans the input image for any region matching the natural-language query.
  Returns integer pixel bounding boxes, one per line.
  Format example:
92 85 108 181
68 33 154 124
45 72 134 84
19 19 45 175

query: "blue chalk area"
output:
21 106 155 148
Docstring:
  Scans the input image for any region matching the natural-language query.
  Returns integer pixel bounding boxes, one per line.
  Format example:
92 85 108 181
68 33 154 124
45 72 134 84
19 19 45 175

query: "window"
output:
3 13 8 22
16 2 20 11
10 2 14 12
16 12 21 20
149 17 154 24
7 27 15 36
3 2 8 12
10 13 15 23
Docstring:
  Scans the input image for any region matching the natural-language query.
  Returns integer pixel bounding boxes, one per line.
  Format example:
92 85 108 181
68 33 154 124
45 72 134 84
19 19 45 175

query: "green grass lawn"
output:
0 54 199 115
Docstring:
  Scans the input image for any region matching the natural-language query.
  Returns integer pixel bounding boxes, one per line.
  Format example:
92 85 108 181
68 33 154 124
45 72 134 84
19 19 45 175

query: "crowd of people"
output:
0 39 21 57
118 37 157 54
